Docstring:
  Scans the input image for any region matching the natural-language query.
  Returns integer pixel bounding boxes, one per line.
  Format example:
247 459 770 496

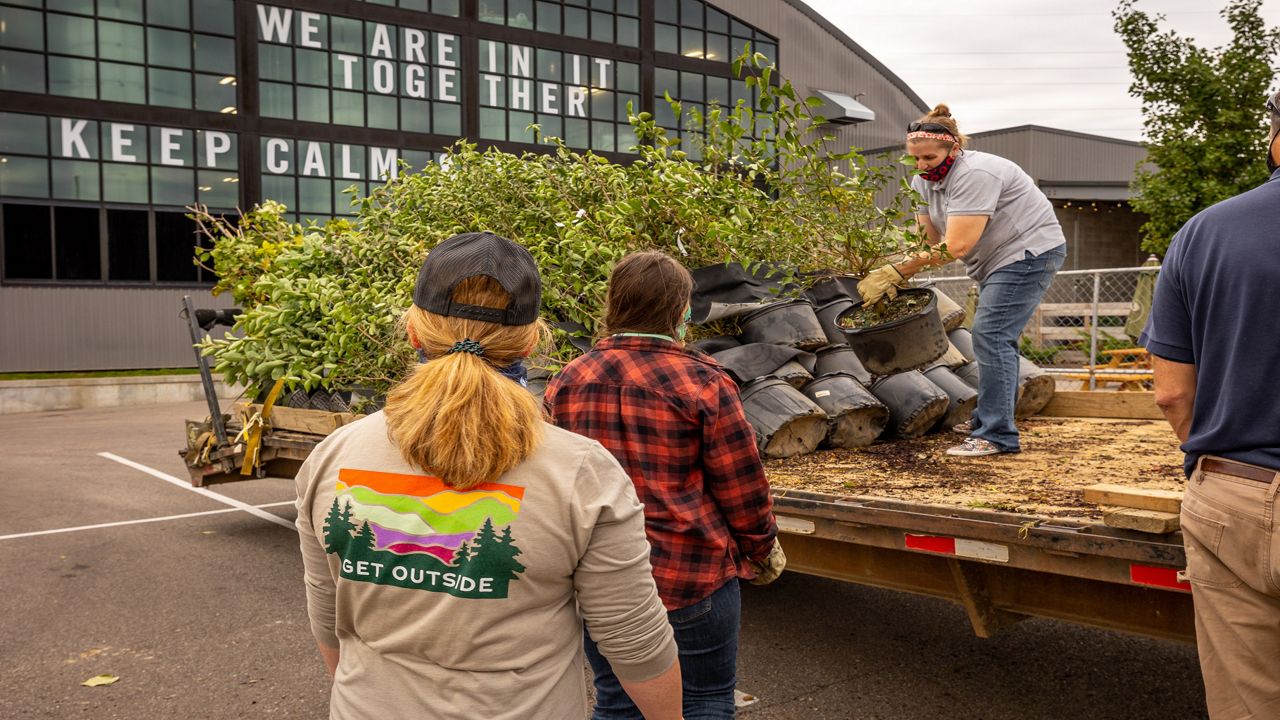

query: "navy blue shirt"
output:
1141 169 1280 476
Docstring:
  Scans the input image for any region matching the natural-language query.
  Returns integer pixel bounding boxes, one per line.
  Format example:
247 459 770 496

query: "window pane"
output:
401 98 430 133
508 0 532 29
433 0 460 16
706 7 728 33
51 0 96 8
296 48 327 86
151 166 194 206
147 0 189 28
261 174 295 210
536 49 560 81
681 0 703 27
107 208 150 281
260 44 291 81
706 33 728 62
479 108 504 140
617 16 639 47
198 169 238 209
149 68 192 107
54 206 101 280
681 28 703 56
332 53 363 90
434 103 460 135
564 118 588 149
99 20 145 63
617 0 638 14
298 178 332 214
654 0 677 23
478 0 503 24
260 81 294 119
48 56 96 98
195 73 237 112
0 50 44 109
193 0 235 35
591 90 614 120
535 2 560 34
3 203 53 279
0 156 49 198
655 68 678 98
102 162 149 203
100 62 146 104
0 113 47 154
706 75 728 104
47 13 95 56
681 72 703 102
197 130 236 170
508 110 534 143
564 7 587 38
149 28 192 69
590 11 613 43
330 17 363 54
0 6 44 52
654 23 677 54
51 159 99 200
617 62 639 93
99 0 144 22
194 34 235 75
333 90 364 125
51 117 98 157
368 94 398 129
155 211 200 282
297 86 330 123
756 40 776 63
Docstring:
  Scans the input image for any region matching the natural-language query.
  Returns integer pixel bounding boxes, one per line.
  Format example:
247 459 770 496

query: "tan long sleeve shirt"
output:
295 412 676 719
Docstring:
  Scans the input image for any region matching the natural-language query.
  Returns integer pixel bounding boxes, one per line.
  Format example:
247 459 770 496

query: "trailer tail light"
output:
904 534 1010 563
1129 564 1191 592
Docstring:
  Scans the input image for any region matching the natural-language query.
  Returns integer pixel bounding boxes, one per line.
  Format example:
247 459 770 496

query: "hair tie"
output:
446 339 486 356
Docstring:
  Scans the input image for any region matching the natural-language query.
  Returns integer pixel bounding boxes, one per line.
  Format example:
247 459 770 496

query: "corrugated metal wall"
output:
0 286 235 372
709 0 928 149
969 127 1148 184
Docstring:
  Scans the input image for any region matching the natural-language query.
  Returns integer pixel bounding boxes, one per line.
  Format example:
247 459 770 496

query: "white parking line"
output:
98 452 297 530
0 502 295 541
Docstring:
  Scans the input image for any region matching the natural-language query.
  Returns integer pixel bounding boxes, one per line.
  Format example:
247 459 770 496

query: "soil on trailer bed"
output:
765 417 1184 519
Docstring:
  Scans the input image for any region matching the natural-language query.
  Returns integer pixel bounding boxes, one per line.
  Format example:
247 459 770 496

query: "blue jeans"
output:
969 245 1066 452
584 578 740 720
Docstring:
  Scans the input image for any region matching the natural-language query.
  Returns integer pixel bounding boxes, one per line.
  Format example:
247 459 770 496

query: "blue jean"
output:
584 578 740 720
969 245 1066 452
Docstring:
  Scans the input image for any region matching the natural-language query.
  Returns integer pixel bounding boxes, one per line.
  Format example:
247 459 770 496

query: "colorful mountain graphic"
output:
322 469 527 599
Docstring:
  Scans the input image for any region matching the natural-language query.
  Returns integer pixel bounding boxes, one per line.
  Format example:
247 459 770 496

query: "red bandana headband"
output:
907 130 955 143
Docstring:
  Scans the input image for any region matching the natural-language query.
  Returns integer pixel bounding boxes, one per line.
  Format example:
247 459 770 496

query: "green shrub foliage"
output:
197 52 924 396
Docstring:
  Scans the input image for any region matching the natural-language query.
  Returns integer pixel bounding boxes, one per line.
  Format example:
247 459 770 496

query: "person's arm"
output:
619 662 684 720
294 454 341 678
1151 355 1197 442
917 214 941 244
573 445 682 720
893 215 988 277
317 642 339 678
701 373 777 566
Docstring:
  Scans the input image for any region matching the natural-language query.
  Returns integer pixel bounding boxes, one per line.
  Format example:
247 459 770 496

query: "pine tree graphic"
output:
322 498 356 554
354 520 378 553
467 518 525 582
451 540 473 567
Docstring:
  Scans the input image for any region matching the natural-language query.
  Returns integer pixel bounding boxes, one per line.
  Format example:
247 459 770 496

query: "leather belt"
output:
1201 458 1278 485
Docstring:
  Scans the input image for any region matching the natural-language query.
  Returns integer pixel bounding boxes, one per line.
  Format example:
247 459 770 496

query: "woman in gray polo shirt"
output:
858 104 1067 457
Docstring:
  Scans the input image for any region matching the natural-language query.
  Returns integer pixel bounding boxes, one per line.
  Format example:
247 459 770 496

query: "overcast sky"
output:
802 0 1280 141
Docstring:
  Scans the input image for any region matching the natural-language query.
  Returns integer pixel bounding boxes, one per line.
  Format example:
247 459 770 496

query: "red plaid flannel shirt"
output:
546 335 777 610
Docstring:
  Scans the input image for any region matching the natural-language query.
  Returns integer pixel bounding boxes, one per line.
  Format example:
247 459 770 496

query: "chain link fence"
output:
919 263 1161 389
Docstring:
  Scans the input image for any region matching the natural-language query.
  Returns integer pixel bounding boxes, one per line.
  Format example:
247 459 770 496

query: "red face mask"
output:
921 153 956 182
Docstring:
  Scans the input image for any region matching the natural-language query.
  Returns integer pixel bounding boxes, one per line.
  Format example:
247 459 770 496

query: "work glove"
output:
748 538 787 586
856 264 908 305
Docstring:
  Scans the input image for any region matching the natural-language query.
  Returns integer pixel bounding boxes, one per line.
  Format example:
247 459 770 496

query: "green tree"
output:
451 540 473 568
354 520 378 553
1115 0 1280 256
322 498 356 554
468 519 525 582
496 525 526 578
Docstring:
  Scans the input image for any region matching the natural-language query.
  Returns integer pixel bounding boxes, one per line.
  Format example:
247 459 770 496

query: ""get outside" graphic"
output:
322 468 526 599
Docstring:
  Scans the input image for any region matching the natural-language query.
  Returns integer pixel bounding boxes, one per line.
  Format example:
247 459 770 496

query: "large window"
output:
0 0 238 111
358 0 460 15
256 6 463 134
477 39 639 152
479 0 640 47
653 0 775 63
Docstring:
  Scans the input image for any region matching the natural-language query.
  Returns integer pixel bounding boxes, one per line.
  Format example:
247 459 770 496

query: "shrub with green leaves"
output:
197 52 925 397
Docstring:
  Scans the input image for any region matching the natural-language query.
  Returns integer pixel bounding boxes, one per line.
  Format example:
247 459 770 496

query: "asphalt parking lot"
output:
1 401 1207 719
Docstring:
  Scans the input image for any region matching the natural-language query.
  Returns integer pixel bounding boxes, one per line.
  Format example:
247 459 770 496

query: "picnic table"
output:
1060 348 1153 391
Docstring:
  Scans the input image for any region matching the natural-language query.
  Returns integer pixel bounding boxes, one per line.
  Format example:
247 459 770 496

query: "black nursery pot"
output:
739 299 828 350
813 344 873 385
738 377 829 459
837 288 948 376
814 297 855 346
802 372 889 449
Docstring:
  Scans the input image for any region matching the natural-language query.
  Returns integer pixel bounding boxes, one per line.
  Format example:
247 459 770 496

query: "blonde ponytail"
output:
913 103 969 148
384 276 545 489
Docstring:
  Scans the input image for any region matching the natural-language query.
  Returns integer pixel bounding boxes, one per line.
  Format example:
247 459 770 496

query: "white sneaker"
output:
946 437 1002 457
951 420 972 435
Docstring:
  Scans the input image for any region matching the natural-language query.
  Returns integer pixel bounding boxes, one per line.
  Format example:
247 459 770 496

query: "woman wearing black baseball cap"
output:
294 232 683 720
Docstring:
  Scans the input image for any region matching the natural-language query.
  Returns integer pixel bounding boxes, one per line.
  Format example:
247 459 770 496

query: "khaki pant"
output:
1181 457 1280 719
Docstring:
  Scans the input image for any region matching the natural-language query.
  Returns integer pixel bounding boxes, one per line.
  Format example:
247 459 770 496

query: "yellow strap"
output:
240 379 286 476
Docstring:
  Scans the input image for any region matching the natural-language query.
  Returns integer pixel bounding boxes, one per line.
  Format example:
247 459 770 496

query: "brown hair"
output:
383 276 545 490
909 103 969 149
602 250 693 338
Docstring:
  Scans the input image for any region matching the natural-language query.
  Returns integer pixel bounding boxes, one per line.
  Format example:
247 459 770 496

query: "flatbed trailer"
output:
181 394 1194 644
